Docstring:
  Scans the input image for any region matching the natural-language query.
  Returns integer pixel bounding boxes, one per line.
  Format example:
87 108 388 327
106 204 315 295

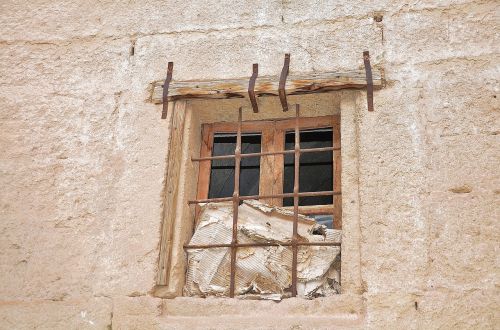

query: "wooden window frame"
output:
195 114 342 229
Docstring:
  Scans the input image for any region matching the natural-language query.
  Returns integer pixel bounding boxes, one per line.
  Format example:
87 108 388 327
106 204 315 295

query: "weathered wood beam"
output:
150 70 382 103
157 101 186 286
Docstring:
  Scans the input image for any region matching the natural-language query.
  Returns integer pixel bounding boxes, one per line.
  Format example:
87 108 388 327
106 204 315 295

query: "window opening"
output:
187 105 341 298
156 52 377 294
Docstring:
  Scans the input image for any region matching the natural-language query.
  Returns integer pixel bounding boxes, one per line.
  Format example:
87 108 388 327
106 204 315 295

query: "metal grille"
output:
185 104 341 298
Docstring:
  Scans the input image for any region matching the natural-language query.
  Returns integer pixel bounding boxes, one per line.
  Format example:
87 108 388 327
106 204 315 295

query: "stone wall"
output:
0 1 498 329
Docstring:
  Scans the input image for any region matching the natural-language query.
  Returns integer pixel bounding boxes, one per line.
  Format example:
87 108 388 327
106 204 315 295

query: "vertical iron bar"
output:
229 107 243 298
291 104 300 297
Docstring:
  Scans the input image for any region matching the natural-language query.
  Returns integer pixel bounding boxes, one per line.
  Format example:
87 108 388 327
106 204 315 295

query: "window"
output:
185 107 342 298
153 67 372 299
195 114 341 229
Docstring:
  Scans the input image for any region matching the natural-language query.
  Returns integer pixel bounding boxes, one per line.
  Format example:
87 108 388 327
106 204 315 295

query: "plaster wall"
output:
0 1 498 329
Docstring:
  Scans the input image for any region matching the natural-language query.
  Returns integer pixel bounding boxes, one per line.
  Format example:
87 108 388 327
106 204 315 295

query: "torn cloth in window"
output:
184 200 341 300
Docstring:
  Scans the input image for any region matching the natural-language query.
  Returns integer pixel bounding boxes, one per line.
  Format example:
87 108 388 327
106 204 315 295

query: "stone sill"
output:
162 315 364 329
160 294 364 318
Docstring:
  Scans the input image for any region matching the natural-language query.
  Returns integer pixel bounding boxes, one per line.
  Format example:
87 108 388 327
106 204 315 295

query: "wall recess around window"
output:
185 113 341 299
155 93 362 300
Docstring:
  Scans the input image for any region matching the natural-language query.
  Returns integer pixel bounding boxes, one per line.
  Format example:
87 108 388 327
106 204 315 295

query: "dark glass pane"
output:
283 128 333 206
208 133 261 198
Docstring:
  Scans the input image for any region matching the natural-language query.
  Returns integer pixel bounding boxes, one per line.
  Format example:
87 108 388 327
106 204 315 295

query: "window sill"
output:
159 294 364 325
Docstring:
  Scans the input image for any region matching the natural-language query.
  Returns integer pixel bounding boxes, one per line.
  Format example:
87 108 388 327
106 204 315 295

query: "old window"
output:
154 91 369 302
195 114 341 229
154 63 375 299
182 107 342 299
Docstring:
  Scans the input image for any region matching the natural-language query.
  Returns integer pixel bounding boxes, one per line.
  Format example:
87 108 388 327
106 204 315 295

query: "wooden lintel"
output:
150 70 382 104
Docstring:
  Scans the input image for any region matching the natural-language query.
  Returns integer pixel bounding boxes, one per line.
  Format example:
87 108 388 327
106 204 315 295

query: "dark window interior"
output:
208 133 261 199
283 128 333 206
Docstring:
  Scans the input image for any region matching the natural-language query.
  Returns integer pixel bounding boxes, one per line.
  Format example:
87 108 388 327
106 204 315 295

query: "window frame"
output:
195 114 342 229
155 92 365 299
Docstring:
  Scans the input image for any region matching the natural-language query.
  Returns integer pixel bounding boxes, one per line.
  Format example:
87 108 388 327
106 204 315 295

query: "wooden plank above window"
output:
150 70 382 104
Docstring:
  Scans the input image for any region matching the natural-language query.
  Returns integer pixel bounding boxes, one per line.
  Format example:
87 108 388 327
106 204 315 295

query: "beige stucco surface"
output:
0 0 499 329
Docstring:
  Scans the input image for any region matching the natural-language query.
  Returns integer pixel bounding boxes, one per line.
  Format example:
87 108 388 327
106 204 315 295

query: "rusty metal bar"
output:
363 51 374 112
188 190 340 205
184 241 341 249
248 63 259 113
229 107 242 298
161 62 174 119
279 54 290 112
291 104 300 297
191 146 340 162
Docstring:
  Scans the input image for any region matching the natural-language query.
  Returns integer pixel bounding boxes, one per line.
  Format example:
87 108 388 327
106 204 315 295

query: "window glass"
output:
311 214 333 229
208 133 261 198
283 128 333 206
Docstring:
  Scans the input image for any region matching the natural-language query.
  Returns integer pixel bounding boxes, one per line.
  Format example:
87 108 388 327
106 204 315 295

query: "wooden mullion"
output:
259 127 276 205
272 123 285 206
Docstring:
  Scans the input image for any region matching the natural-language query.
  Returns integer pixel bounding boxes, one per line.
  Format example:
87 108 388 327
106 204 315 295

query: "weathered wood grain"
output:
150 70 382 103
271 127 285 207
259 128 277 205
195 124 214 227
157 101 187 286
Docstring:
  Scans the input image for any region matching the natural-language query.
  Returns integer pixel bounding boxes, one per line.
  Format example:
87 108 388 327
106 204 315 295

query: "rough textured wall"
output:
0 1 498 329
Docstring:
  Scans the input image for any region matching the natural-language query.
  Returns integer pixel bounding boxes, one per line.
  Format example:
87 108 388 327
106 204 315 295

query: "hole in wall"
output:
130 40 136 57
373 13 383 22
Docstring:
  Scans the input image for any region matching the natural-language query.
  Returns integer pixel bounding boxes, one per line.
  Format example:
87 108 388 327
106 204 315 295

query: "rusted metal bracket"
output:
279 53 290 112
248 63 259 113
363 51 374 112
161 61 174 119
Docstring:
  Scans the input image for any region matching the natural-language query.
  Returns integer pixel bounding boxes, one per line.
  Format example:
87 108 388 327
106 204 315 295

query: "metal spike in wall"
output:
279 53 291 112
159 51 378 118
161 62 174 119
363 51 374 112
248 63 259 113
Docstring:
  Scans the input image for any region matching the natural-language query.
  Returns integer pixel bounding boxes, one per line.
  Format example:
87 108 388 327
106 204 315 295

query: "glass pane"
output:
208 133 261 199
311 214 333 229
283 128 333 206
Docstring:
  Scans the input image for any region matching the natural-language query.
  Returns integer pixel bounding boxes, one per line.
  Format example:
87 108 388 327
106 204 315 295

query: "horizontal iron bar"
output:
184 241 341 249
188 190 341 204
192 146 341 162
